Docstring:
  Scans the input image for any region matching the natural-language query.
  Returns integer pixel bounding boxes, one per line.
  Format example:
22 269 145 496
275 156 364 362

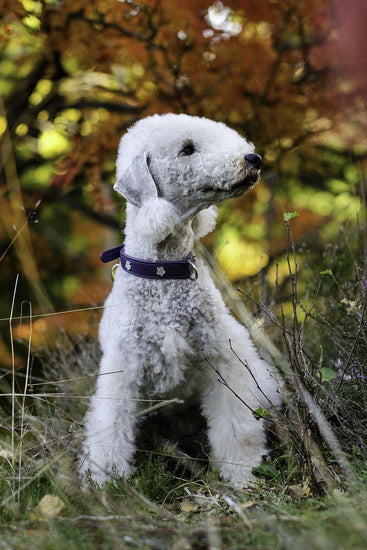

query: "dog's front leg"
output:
79 349 141 486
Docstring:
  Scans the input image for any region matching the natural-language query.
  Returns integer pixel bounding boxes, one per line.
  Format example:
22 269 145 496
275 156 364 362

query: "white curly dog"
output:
79 113 282 486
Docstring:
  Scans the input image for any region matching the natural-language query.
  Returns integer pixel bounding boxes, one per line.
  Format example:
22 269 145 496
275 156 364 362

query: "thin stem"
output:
9 274 19 493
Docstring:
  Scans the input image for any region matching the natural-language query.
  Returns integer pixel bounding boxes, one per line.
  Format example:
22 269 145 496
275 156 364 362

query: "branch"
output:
4 56 49 129
46 193 121 230
69 99 147 113
23 187 121 230
69 12 164 50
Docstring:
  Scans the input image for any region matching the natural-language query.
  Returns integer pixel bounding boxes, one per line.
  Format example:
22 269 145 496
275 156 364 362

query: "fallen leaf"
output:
240 500 256 510
302 479 312 497
180 498 198 514
34 495 66 517
288 482 312 499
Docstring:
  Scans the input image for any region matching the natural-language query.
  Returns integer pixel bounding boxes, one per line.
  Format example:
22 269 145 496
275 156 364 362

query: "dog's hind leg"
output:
78 348 142 485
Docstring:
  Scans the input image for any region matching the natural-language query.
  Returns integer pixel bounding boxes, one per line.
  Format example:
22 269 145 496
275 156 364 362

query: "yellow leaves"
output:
180 498 198 514
136 81 157 102
0 116 7 137
21 0 42 14
15 123 28 136
216 227 268 280
37 79 52 95
59 72 118 98
279 137 293 149
341 298 359 313
22 15 41 31
38 129 70 159
288 480 313 499
131 63 144 78
29 92 43 105
29 80 52 105
61 108 81 122
33 495 66 518
242 21 271 41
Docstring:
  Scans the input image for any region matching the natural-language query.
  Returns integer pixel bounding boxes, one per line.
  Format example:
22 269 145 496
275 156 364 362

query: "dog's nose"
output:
245 153 262 170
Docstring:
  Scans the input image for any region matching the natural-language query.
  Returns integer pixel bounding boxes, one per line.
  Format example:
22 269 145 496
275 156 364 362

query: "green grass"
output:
0 430 366 550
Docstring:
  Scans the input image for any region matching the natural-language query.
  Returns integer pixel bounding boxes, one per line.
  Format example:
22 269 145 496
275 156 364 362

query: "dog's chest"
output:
131 279 216 341
125 278 217 393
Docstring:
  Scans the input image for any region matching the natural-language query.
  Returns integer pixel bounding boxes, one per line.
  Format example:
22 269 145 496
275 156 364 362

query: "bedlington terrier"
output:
79 113 282 486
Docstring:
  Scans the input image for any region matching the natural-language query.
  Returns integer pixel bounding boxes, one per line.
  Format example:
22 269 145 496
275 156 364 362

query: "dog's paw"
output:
78 451 131 488
218 463 257 487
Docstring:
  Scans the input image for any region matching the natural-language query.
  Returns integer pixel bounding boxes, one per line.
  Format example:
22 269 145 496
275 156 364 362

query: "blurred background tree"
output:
0 0 366 366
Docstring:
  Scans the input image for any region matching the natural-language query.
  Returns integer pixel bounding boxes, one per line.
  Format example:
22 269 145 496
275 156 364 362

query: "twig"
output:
9 274 19 493
335 294 367 392
204 357 265 419
229 339 275 408
18 301 32 499
222 494 251 529
236 288 291 336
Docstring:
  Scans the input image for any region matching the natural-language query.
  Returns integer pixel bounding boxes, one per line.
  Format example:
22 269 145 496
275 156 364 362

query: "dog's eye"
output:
179 143 196 156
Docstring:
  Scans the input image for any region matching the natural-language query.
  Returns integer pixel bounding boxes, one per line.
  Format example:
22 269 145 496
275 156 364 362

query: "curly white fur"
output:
79 113 282 486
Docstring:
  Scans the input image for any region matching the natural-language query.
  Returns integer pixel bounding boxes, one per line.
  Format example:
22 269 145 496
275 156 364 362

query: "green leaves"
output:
320 269 333 277
253 407 272 421
252 463 279 479
320 367 337 382
283 212 299 222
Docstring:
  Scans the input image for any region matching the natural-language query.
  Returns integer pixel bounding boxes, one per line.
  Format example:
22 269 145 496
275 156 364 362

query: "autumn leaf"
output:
0 0 365 365
34 495 66 518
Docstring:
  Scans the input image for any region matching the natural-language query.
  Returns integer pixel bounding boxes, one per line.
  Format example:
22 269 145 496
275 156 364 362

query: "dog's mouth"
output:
199 170 260 197
232 175 258 189
227 171 260 194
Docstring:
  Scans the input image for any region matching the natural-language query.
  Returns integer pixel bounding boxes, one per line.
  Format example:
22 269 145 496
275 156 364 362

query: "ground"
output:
0 448 367 550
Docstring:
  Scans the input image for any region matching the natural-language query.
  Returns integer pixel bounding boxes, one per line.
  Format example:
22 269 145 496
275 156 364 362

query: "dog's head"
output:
114 114 261 220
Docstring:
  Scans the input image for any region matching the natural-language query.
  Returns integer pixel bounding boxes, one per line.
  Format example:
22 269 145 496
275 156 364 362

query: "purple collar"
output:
100 244 198 280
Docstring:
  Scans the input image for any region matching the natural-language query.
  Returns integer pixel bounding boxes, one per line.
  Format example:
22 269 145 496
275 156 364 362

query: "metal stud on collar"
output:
156 266 166 277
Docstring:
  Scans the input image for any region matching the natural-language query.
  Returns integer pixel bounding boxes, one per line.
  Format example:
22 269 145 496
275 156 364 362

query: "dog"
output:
79 113 282 486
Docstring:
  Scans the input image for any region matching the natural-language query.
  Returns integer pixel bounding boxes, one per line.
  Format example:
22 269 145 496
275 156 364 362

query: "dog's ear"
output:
114 153 158 207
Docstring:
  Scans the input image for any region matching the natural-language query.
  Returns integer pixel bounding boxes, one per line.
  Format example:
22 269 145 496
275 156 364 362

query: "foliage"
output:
0 3 367 547
0 0 366 364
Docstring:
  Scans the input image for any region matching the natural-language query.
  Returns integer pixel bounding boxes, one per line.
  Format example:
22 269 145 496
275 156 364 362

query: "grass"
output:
0 445 366 549
1 216 366 549
0 329 365 549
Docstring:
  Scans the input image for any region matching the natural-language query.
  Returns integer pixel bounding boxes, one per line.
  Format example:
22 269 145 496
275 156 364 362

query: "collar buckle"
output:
187 257 198 280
